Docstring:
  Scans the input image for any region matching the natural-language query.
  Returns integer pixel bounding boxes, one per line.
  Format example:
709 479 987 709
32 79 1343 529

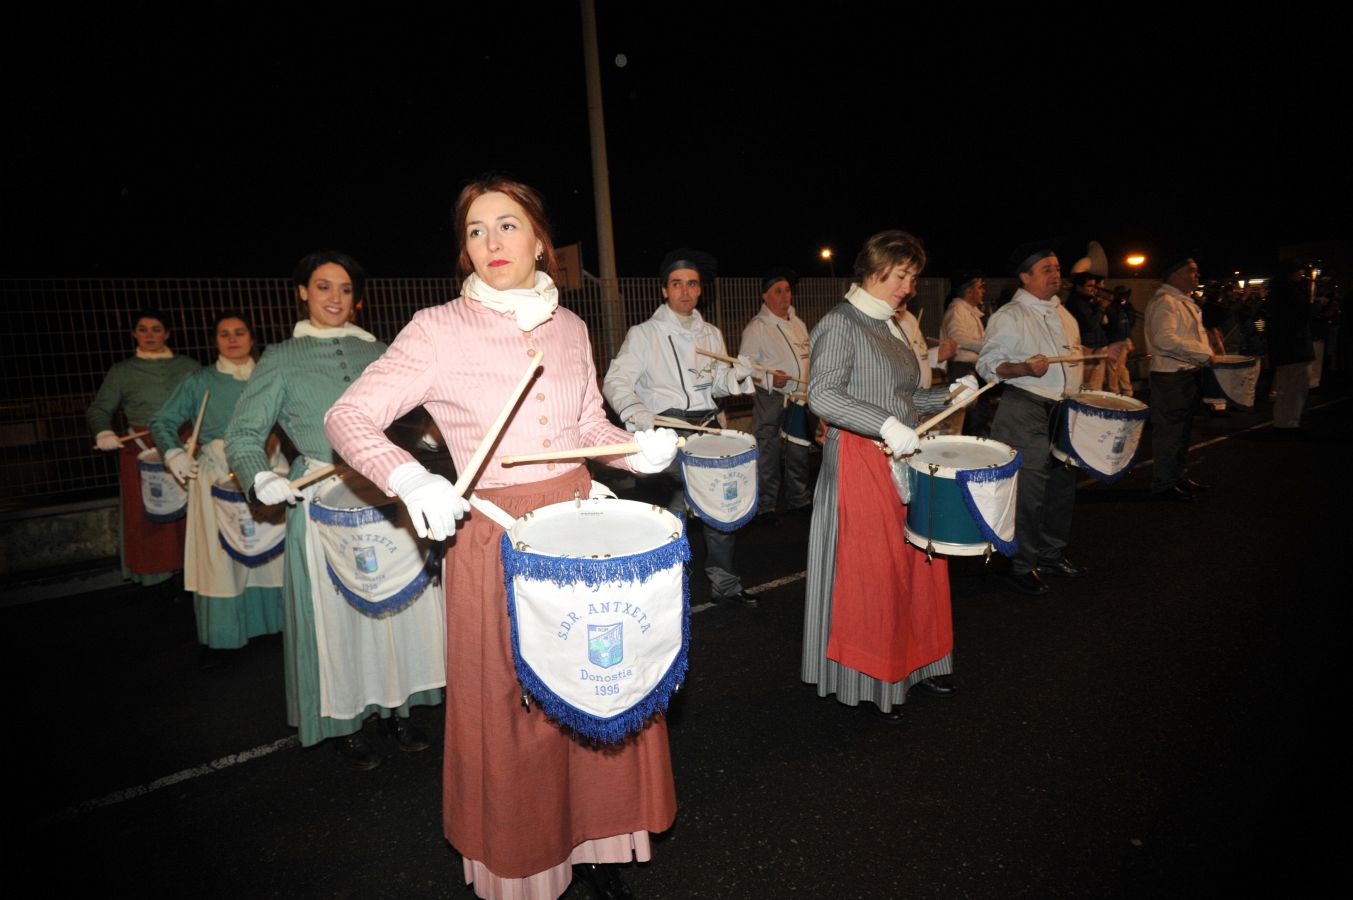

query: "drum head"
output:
1072 390 1146 412
137 448 164 465
682 431 755 458
511 499 680 558
908 435 1014 475
315 474 389 510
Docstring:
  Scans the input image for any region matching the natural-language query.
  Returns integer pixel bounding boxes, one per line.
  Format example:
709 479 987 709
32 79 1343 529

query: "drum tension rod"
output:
521 691 532 712
924 464 939 565
574 488 582 508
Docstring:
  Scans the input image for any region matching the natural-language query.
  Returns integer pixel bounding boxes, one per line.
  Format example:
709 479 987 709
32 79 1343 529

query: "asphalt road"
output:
9 382 1349 899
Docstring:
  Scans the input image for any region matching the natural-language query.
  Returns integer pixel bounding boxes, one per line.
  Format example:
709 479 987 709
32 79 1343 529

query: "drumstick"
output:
502 437 688 465
914 381 1000 437
91 430 149 450
694 347 772 373
184 390 210 459
453 349 544 493
290 464 337 491
1044 353 1109 363
652 416 724 434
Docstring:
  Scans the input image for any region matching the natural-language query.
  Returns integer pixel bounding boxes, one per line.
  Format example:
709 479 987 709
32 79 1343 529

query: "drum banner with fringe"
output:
308 496 441 618
679 433 759 531
953 453 1021 557
211 481 286 566
502 527 690 744
138 450 188 523
1056 395 1149 483
1204 355 1260 408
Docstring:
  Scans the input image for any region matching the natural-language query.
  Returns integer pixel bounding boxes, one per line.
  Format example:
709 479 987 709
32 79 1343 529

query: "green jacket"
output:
87 355 201 432
149 363 253 452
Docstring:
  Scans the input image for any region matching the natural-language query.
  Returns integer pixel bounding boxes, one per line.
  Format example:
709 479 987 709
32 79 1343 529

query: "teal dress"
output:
87 354 201 585
150 364 284 649
224 333 442 746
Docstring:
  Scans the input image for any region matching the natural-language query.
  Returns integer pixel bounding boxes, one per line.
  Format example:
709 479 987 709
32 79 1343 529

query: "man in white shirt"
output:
941 272 990 434
978 243 1086 596
1144 257 1214 501
604 248 758 605
740 267 813 519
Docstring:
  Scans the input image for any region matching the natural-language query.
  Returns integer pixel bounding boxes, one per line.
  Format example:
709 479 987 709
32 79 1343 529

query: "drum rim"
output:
508 497 684 558
906 434 1017 475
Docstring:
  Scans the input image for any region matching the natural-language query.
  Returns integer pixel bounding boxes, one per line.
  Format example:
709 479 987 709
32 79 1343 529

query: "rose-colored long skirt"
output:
443 465 677 894
119 426 186 576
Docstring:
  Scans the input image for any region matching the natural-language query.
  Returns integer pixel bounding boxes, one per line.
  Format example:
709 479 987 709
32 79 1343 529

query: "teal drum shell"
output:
905 435 1017 556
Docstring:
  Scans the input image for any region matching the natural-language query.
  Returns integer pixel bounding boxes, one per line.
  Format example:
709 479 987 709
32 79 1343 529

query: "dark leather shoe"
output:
910 677 956 698
572 864 634 900
1153 484 1195 502
724 590 758 608
1006 571 1049 596
335 733 382 770
1039 558 1088 578
381 716 432 752
872 704 905 725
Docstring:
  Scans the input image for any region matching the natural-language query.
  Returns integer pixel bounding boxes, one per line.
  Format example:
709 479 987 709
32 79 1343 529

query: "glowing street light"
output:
820 247 836 277
1126 254 1146 269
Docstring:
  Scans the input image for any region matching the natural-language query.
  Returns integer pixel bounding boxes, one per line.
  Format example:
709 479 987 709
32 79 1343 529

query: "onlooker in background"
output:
1065 272 1108 391
1104 285 1137 396
1266 258 1314 429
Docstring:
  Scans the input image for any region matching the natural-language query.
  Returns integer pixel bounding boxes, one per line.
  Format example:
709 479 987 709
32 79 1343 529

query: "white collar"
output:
845 283 895 320
135 348 174 360
756 303 796 324
1012 288 1063 316
293 320 378 341
652 303 707 334
216 355 256 381
462 270 559 332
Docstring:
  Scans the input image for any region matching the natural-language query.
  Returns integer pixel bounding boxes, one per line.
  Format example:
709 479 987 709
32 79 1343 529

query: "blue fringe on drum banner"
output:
324 549 440 618
1063 400 1148 484
218 533 285 566
955 452 1021 557
679 445 759 532
677 446 758 469
1066 399 1150 423
502 530 692 744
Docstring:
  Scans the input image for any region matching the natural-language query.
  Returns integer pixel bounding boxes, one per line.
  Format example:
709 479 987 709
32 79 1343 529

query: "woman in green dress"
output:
224 251 444 769
149 312 284 656
88 310 200 585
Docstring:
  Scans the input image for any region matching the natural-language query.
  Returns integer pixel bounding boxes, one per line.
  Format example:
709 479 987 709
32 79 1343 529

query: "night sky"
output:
5 4 1346 281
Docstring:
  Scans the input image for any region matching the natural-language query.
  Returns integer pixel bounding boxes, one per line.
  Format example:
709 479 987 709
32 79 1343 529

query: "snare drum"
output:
211 476 286 566
678 431 759 531
1051 390 1149 483
308 473 441 618
1203 354 1260 409
502 497 690 743
905 435 1020 557
779 399 811 447
137 448 189 522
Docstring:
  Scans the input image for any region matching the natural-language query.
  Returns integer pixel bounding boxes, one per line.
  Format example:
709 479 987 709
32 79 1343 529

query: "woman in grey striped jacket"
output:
801 230 961 724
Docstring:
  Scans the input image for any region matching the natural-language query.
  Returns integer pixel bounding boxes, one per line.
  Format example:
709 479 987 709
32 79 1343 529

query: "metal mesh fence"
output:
0 275 956 510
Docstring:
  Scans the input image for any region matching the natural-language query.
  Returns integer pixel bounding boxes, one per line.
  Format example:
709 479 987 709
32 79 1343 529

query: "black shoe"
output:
1039 559 1088 578
910 677 956 698
572 864 634 900
733 590 759 608
381 715 432 752
872 704 905 725
1006 571 1049 596
335 733 382 770
1153 484 1195 502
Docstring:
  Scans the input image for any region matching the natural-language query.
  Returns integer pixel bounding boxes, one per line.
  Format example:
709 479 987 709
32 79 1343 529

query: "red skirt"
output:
441 466 677 878
827 431 952 683
119 426 186 576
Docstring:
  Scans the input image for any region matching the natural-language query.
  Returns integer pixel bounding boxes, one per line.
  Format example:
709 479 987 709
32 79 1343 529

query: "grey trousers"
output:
990 387 1075 575
1273 362 1310 428
752 388 812 513
1149 369 1201 491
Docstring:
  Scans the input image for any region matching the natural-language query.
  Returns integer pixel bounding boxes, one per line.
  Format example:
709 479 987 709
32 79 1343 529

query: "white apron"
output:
185 440 286 597
299 462 447 719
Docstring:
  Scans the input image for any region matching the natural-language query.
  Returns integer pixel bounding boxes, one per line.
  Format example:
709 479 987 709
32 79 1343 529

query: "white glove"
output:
254 470 304 506
96 430 122 452
949 374 980 405
731 355 756 381
588 480 618 500
880 416 920 458
627 427 679 474
164 448 199 485
627 407 656 430
388 462 469 541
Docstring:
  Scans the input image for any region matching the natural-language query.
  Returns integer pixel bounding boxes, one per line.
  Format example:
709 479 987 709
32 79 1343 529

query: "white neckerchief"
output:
1011 288 1063 318
462 270 559 332
136 348 174 360
652 302 708 336
845 283 895 321
756 303 795 325
216 356 256 381
293 320 378 342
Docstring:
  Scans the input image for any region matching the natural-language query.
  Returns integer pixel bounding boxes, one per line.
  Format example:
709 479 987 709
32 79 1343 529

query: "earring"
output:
536 250 544 261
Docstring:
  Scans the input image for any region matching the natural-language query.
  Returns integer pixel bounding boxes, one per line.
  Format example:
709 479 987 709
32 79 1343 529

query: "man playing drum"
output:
603 248 759 606
739 267 812 521
978 242 1088 596
1144 257 1213 502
